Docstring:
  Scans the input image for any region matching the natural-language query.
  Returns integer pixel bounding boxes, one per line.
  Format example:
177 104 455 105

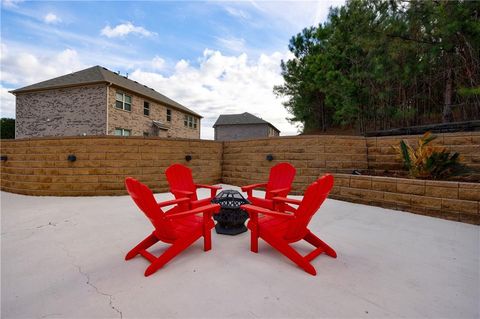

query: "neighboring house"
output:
213 112 280 141
10 65 201 139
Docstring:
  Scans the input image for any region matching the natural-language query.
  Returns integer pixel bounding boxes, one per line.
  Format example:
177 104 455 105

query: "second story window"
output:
166 109 171 122
184 115 197 129
144 101 150 116
115 92 131 111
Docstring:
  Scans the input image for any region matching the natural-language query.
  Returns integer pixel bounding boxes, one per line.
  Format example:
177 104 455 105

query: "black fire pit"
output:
211 190 250 235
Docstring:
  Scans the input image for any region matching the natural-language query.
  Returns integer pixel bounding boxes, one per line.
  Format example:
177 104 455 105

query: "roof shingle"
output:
10 65 201 117
213 112 279 132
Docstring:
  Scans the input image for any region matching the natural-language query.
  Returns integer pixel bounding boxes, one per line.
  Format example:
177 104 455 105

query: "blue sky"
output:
1 0 344 139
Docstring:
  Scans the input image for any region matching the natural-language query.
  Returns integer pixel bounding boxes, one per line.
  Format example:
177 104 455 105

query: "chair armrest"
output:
157 197 190 208
170 189 194 198
272 197 302 205
241 204 295 219
241 183 267 198
166 204 220 219
195 184 222 190
195 184 222 198
269 187 290 196
241 183 267 192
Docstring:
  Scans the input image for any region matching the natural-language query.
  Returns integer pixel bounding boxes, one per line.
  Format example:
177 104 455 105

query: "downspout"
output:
106 83 112 135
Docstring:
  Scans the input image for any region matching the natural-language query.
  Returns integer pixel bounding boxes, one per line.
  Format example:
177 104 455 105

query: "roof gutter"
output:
10 81 203 118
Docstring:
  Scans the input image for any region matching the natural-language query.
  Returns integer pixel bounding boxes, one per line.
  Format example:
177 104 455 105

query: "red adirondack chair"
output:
125 177 220 276
241 174 336 276
241 162 296 210
165 163 221 209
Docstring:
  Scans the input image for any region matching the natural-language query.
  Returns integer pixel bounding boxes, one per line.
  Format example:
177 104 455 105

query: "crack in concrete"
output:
40 313 63 318
58 244 123 319
36 222 57 229
76 265 123 319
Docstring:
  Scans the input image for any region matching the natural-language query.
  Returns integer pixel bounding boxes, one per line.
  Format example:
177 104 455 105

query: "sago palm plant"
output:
393 132 469 179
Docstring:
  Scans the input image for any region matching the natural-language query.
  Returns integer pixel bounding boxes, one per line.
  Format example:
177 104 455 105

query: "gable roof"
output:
213 112 280 132
10 65 201 117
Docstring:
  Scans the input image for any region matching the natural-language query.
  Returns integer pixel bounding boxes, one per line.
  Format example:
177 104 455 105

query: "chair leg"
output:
262 232 316 276
125 233 159 260
203 224 212 251
304 231 337 258
203 212 213 251
144 234 200 277
249 217 259 253
251 229 259 253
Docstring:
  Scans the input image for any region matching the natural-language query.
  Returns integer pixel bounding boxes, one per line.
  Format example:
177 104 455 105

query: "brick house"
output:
10 65 201 139
213 112 280 141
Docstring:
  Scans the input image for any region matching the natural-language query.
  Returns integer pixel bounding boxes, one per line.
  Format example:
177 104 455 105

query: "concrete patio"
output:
1 185 479 318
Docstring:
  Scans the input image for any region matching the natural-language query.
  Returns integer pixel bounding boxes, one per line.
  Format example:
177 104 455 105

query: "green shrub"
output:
0 118 15 139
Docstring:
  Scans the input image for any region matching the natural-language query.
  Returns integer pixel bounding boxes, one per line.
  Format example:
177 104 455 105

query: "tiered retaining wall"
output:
1 132 478 224
330 174 479 225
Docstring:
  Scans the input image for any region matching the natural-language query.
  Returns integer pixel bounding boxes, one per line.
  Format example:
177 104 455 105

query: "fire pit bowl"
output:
211 190 250 235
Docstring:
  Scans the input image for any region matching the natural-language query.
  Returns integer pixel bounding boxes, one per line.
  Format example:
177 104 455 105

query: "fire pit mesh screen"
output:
211 190 250 208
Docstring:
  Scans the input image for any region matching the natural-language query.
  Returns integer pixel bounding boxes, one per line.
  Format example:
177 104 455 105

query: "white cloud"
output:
224 6 249 19
0 43 84 85
44 12 61 24
223 1 345 32
101 22 156 38
1 0 23 8
17 19 129 53
0 86 16 118
130 49 298 139
216 36 246 53
0 42 298 139
151 56 165 70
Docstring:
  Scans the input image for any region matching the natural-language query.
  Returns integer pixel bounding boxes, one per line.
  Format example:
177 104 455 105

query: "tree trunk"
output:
315 91 326 132
443 67 454 123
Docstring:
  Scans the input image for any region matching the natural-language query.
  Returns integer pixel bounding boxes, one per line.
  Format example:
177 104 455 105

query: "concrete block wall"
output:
330 174 480 225
222 135 368 193
0 137 222 196
1 132 478 224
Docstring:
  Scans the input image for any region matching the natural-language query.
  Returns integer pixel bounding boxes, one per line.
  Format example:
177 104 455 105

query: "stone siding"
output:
107 85 200 139
330 174 479 225
215 124 270 141
15 85 107 138
0 137 221 196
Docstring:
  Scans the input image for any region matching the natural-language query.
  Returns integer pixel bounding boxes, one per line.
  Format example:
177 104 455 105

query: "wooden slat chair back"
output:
241 162 296 210
125 177 219 276
241 174 336 275
265 162 297 199
284 174 334 242
165 163 199 201
165 163 221 208
125 177 177 241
